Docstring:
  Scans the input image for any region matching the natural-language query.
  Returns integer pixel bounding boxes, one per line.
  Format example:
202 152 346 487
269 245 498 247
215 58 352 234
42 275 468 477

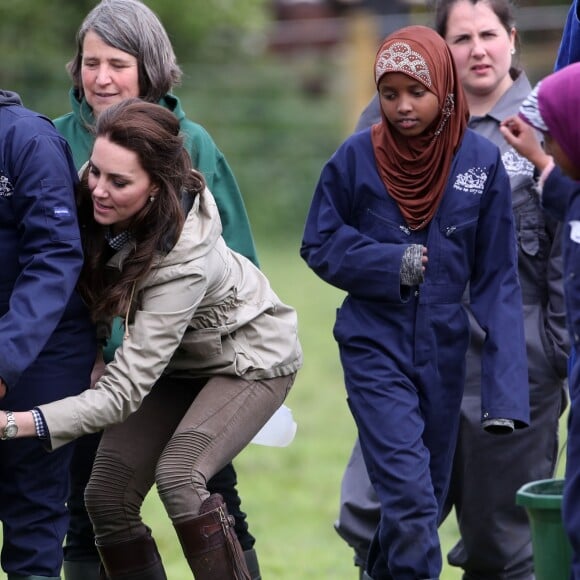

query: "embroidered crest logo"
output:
453 167 488 195
375 42 432 87
0 173 14 198
53 207 71 217
502 149 535 179
570 221 580 244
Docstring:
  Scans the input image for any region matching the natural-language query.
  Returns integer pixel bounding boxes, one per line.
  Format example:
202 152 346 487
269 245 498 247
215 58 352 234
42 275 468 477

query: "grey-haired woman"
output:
51 1 262 579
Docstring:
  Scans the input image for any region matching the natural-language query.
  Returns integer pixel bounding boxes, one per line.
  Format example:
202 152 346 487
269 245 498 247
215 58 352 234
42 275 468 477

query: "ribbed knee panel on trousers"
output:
84 455 140 539
156 430 212 519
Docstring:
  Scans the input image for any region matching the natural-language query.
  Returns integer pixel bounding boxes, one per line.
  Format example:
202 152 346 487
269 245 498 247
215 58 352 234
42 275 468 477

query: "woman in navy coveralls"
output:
502 61 580 580
301 26 530 580
0 90 96 580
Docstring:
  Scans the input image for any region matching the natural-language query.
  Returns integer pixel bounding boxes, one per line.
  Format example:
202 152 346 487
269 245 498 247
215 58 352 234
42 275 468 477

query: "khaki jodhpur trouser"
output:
84 373 295 544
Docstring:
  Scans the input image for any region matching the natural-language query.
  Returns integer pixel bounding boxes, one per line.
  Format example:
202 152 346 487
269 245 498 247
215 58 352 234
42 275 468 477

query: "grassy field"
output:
142 239 570 580
143 238 361 579
0 239 567 579
142 238 469 580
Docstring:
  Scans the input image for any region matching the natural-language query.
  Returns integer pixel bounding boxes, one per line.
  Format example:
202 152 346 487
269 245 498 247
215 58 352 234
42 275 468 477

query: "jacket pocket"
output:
436 204 479 280
517 199 550 260
180 327 223 359
439 204 479 238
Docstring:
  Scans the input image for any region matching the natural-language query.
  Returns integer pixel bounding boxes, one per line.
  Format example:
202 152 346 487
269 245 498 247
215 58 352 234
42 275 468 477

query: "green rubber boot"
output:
9 576 60 580
244 548 262 580
63 560 100 580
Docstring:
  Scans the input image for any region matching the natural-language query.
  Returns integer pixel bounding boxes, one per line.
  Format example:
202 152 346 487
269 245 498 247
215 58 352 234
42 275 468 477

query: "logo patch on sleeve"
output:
53 207 71 217
569 221 580 244
0 173 14 197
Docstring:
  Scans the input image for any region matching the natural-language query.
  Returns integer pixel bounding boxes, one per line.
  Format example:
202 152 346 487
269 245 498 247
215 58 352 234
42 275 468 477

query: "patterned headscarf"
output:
519 61 580 169
371 26 469 230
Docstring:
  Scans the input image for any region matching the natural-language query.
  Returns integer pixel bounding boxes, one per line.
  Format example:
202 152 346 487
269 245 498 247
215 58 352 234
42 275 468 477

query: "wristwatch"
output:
1 411 18 440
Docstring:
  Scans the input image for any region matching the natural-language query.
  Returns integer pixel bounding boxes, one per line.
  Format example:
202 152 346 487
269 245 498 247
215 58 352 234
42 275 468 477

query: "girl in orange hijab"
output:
302 25 529 579
371 26 468 230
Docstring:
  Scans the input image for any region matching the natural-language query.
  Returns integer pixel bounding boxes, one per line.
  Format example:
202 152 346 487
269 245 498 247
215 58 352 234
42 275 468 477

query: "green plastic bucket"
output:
516 478 572 580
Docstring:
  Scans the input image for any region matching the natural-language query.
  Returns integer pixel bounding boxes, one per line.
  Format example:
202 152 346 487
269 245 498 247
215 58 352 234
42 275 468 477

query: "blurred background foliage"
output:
0 0 569 241
0 0 345 241
0 0 269 64
0 2 572 577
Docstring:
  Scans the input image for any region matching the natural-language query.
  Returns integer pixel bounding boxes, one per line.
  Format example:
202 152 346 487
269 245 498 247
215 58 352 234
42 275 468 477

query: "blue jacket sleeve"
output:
543 217 571 379
468 156 529 426
555 0 580 71
300 146 409 302
542 164 580 221
0 117 84 390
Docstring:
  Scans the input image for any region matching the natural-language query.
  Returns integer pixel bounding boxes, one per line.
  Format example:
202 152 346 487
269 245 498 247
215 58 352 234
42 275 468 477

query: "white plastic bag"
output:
251 404 297 447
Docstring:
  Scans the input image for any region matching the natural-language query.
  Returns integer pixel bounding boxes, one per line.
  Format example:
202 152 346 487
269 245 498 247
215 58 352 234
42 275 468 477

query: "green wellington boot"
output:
244 548 262 580
62 560 100 580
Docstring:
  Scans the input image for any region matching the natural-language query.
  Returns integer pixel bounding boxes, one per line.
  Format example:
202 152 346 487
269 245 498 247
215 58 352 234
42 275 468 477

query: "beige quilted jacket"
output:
40 189 302 449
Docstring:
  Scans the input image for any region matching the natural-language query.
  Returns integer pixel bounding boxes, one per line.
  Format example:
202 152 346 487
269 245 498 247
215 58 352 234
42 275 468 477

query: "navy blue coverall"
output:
542 166 580 580
301 127 530 579
0 90 96 579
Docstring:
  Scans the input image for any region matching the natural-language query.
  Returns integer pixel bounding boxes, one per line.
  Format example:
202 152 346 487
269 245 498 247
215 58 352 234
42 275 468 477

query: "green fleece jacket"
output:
54 89 258 266
54 90 259 360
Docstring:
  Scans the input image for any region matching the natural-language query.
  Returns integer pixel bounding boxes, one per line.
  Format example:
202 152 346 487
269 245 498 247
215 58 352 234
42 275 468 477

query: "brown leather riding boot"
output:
174 493 251 580
96 532 167 580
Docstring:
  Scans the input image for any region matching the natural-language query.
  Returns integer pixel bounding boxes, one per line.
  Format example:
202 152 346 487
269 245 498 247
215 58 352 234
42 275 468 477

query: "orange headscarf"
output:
371 25 469 230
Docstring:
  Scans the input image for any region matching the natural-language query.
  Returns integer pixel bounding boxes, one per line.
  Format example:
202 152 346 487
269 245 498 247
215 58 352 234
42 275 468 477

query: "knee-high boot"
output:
174 493 251 580
7 576 60 580
96 533 167 580
63 560 101 580
244 548 262 580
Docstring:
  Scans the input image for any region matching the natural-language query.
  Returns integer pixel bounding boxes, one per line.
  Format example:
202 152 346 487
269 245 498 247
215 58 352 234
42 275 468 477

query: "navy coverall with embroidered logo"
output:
301 127 530 579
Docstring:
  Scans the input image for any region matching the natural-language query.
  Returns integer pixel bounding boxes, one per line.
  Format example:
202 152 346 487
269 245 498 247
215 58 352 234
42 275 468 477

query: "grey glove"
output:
482 418 515 434
400 244 424 286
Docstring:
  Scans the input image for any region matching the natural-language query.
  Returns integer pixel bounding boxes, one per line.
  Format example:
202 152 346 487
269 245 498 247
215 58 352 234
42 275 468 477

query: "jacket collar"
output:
474 72 532 124
106 241 136 271
69 88 186 126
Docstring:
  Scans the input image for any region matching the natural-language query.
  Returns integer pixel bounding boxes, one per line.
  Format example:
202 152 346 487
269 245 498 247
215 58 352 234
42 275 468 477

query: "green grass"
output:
0 240 567 579
142 239 569 579
144 238 362 579
139 240 463 579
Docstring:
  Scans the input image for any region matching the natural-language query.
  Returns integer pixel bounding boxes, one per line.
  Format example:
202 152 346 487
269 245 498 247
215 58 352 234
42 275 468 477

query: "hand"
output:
90 349 106 389
0 379 6 400
421 246 428 275
0 410 37 438
500 116 552 172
